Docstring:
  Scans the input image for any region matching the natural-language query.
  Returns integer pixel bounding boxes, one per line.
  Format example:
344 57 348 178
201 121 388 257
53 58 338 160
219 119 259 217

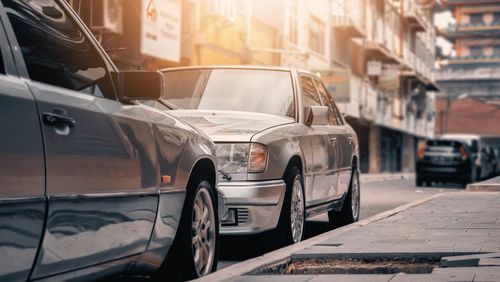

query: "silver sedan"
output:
147 66 360 246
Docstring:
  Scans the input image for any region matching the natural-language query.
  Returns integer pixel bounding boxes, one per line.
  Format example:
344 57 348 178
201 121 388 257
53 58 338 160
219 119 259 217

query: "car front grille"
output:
237 208 249 224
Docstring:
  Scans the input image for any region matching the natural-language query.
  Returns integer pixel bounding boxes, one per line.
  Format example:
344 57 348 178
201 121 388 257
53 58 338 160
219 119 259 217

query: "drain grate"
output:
256 258 439 275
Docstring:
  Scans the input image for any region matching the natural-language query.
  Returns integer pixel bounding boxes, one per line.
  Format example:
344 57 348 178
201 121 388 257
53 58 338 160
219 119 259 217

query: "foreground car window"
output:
163 69 295 117
2 0 115 99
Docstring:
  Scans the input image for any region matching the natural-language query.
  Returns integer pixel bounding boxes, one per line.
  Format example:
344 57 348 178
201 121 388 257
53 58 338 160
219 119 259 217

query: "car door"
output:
2 0 159 278
299 74 337 206
313 78 353 198
0 8 46 281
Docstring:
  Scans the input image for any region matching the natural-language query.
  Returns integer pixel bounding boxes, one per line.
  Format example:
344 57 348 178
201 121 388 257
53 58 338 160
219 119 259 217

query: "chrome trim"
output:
218 180 285 206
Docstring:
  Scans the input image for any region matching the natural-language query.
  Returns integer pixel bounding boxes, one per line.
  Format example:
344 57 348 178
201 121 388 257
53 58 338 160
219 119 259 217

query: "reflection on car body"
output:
0 1 221 281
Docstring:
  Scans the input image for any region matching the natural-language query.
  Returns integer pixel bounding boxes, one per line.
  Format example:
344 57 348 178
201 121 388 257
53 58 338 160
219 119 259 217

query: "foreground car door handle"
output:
42 111 76 128
330 137 337 144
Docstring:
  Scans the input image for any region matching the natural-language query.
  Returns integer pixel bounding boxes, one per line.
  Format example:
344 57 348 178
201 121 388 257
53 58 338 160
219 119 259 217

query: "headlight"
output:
216 143 250 174
215 143 268 173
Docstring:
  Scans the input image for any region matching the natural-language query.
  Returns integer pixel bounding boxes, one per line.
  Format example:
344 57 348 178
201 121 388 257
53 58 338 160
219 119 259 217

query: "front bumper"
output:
218 179 286 235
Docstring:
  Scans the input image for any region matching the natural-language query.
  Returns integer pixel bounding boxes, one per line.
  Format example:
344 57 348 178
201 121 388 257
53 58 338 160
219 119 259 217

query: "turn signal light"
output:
460 146 469 160
418 143 426 159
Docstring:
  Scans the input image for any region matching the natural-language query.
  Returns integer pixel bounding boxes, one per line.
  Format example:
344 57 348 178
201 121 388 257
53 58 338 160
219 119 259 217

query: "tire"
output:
155 180 219 281
416 177 423 187
273 167 305 247
328 168 360 228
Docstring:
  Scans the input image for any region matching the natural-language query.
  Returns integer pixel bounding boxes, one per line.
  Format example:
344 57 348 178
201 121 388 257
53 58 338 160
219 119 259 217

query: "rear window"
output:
425 140 466 153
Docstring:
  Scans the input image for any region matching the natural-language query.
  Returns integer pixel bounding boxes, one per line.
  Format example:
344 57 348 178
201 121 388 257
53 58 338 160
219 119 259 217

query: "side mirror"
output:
112 71 164 102
304 106 329 126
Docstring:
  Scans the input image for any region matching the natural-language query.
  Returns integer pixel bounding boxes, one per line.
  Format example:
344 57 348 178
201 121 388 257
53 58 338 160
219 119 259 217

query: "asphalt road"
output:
218 178 465 269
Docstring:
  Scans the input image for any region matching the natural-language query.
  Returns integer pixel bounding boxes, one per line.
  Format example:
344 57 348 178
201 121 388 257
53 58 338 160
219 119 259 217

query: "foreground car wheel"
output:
275 167 305 247
157 179 219 281
328 168 360 228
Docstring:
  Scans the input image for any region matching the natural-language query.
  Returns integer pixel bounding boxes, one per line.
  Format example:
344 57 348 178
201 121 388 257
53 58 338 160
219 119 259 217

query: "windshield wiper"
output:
158 99 178 110
218 169 232 181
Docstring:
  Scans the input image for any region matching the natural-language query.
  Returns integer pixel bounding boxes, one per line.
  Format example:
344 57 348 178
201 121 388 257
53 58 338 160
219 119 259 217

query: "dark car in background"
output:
0 1 221 281
416 139 475 187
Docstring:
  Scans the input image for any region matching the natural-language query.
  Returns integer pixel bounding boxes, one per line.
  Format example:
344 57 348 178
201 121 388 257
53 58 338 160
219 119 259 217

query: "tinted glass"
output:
313 78 342 125
162 69 295 117
425 140 467 154
2 0 114 98
300 75 321 108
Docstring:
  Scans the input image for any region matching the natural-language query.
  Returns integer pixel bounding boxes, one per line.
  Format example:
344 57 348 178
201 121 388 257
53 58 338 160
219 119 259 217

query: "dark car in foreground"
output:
145 66 361 247
416 139 474 186
0 1 221 281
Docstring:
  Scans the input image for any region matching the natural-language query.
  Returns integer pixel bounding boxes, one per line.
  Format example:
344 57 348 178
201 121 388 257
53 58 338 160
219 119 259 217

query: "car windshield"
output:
160 69 295 117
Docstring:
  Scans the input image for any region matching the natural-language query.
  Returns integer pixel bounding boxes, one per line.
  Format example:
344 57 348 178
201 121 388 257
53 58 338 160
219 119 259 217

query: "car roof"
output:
159 65 317 77
439 134 481 140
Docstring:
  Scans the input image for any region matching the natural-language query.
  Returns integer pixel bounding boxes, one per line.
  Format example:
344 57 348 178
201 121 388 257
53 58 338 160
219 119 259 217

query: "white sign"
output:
141 0 181 62
367 61 382 76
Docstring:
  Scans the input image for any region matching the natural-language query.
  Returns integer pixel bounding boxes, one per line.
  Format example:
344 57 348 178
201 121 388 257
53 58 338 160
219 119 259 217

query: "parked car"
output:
440 134 499 181
416 139 475 186
0 1 222 281
144 66 360 246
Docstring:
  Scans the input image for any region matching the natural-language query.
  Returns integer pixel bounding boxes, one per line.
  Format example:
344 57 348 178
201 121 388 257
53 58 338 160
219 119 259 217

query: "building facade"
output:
67 0 439 173
436 0 500 135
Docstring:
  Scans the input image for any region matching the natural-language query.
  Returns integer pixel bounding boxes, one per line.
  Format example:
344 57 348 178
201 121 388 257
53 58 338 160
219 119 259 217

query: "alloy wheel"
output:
290 176 305 243
191 186 216 276
351 171 360 221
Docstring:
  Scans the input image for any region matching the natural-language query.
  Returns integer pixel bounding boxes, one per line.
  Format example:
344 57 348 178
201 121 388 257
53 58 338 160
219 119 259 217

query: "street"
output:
218 178 464 269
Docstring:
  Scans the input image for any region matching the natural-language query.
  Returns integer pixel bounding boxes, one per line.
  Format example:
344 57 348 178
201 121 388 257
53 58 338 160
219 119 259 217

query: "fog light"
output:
221 208 237 226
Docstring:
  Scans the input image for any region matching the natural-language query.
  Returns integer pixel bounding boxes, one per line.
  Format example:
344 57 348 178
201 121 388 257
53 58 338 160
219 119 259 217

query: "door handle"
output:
43 111 76 128
330 137 337 144
348 137 354 145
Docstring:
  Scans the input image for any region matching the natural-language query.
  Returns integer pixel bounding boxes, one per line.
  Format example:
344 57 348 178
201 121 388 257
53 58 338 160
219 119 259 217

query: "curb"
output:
196 193 446 282
466 176 500 192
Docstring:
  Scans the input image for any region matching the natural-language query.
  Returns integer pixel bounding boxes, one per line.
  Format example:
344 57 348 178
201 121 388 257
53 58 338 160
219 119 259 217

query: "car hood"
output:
170 110 294 142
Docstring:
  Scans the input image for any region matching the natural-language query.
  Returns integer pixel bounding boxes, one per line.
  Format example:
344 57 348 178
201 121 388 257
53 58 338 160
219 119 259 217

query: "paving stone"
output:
231 275 317 282
308 274 394 282
390 273 470 282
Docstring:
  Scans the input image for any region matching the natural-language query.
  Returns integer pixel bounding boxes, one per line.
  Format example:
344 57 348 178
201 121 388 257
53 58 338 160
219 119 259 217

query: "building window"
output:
289 0 299 45
494 12 500 24
494 46 500 57
469 13 483 25
309 15 325 55
469 46 483 58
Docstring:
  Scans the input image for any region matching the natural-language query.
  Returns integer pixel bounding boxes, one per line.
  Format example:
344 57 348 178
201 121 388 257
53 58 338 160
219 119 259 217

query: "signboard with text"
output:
141 0 181 62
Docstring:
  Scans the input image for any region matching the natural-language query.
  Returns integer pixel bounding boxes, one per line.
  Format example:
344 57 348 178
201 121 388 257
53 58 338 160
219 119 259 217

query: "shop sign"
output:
141 0 181 62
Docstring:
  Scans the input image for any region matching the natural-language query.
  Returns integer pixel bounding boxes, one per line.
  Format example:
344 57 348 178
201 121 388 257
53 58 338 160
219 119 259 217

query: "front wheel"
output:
328 168 360 228
156 180 219 281
274 167 305 247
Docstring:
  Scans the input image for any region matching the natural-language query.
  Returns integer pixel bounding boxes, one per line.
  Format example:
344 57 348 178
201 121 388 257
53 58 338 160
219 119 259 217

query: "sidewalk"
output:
200 190 500 281
360 173 414 184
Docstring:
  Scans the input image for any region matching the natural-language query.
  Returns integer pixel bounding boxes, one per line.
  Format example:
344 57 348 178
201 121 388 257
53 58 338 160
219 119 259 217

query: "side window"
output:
2 0 115 99
313 78 343 125
300 75 322 108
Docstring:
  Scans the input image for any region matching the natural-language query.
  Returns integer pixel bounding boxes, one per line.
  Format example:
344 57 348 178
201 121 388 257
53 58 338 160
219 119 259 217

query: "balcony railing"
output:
402 0 426 32
332 15 365 38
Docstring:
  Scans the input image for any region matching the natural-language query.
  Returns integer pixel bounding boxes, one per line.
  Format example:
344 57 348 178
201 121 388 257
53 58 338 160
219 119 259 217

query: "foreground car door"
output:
0 21 45 281
2 1 158 278
313 78 353 197
299 75 337 205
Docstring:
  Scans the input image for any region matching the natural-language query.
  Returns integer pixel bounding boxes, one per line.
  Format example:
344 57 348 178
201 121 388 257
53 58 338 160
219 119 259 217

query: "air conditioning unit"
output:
207 0 236 24
90 0 123 34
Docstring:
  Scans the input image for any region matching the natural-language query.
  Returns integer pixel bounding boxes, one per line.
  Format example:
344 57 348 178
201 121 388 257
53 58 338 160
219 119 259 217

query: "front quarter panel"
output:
134 109 217 272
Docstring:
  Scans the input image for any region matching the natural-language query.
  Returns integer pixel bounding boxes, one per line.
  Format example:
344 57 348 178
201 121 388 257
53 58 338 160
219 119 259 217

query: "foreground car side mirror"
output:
112 71 164 102
304 106 329 126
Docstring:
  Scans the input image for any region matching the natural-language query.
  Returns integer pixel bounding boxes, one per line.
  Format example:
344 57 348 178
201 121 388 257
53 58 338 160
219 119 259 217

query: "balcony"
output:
402 0 426 32
332 15 365 38
439 22 500 39
445 54 500 66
